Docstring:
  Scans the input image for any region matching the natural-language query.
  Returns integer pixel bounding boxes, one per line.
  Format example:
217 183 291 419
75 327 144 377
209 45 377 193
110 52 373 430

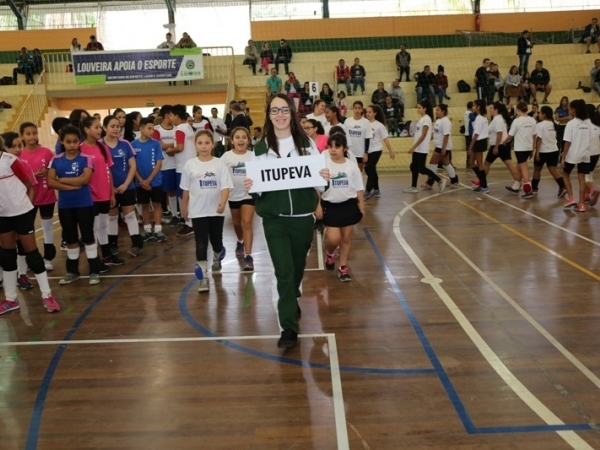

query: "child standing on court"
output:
180 131 232 292
133 118 166 242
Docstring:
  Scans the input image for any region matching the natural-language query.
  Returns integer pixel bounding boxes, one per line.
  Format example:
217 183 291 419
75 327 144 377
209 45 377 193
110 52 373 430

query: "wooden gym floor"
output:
2 170 600 449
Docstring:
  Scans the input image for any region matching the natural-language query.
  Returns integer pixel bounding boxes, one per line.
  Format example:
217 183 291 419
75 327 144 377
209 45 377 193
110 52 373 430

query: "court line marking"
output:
328 334 350 450
395 200 594 449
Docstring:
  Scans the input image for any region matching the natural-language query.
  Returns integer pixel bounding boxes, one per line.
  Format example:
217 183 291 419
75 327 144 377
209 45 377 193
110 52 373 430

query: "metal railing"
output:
9 68 48 131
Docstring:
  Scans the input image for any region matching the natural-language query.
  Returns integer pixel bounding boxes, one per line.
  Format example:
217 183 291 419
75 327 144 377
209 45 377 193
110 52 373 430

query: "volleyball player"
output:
343 100 372 172
423 104 458 188
504 102 537 198
468 99 490 193
531 106 566 196
365 104 395 198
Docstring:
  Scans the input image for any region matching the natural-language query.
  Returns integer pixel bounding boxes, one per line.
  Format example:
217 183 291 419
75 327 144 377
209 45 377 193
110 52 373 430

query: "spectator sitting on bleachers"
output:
266 68 282 101
383 95 401 137
175 32 196 48
433 65 451 106
70 38 82 52
284 72 302 108
32 49 43 75
275 38 292 75
504 65 524 105
415 66 436 106
243 39 258 75
388 79 405 117
299 81 313 115
350 58 366 94
157 32 175 49
580 18 600 54
335 59 352 96
336 91 348 117
306 99 328 128
13 47 34 85
86 35 104 51
395 45 411 82
259 42 273 74
320 83 334 105
371 82 388 108
489 63 504 102
591 59 600 96
529 60 552 104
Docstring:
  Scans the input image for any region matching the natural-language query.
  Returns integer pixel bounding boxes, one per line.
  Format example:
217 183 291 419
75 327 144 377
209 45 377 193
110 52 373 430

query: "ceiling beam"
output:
7 0 27 30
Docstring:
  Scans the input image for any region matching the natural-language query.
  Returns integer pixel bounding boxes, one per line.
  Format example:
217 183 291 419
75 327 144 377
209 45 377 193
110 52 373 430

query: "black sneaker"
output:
102 255 125 266
99 262 110 274
176 225 194 237
277 329 298 348
505 186 520 194
557 187 567 198
109 246 119 256
168 217 180 227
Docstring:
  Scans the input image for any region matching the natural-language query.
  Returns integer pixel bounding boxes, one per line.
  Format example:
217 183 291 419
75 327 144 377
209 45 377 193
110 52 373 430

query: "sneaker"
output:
154 231 167 243
98 262 110 274
109 245 119 256
584 194 591 204
557 187 568 198
176 225 194 237
18 275 33 290
277 329 298 348
532 189 539 195
450 182 460 188
127 247 142 257
197 278 210 292
162 210 172 218
168 217 180 227
590 190 600 207
88 273 100 285
243 254 254 271
44 259 54 271
471 179 480 187
438 178 447 193
325 253 335 271
522 192 534 199
371 189 381 197
194 263 204 280
43 295 60 313
141 232 154 242
576 204 586 213
403 187 418 193
421 183 432 190
102 255 124 266
211 260 222 272
505 186 520 194
338 265 352 282
235 241 245 258
364 190 372 199
60 241 67 251
0 300 20 315
473 187 490 193
563 197 577 208
59 273 80 285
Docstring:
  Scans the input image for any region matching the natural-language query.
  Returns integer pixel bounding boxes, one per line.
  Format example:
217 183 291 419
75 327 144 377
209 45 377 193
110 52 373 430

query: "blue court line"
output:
363 227 596 435
179 279 435 375
26 239 191 450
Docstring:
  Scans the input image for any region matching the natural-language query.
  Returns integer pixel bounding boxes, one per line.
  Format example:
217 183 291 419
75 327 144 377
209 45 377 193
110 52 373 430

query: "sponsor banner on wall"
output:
72 48 203 85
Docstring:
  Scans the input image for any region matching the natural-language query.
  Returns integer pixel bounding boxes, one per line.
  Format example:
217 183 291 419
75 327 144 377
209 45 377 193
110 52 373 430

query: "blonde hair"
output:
194 129 214 144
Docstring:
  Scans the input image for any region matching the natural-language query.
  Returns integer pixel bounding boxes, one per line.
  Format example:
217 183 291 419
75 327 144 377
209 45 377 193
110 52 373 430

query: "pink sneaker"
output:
43 295 60 313
563 197 577 208
576 204 586 213
590 190 600 207
471 179 480 187
0 300 20 315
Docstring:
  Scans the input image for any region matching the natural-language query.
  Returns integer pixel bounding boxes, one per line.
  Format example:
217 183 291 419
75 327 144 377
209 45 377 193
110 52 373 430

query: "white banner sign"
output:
309 81 319 97
246 154 327 193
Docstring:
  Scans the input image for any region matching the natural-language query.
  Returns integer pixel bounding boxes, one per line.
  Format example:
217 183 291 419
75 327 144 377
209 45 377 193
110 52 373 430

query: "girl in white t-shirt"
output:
503 102 537 197
423 104 458 188
343 100 373 171
365 104 395 198
584 104 600 206
404 100 446 193
221 127 256 271
531 106 566 196
318 133 364 282
180 130 233 292
467 99 490 193
560 99 591 212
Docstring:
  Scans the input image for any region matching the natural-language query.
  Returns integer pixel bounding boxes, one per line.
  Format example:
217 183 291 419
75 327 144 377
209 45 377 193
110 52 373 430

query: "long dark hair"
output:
586 103 600 126
474 99 487 116
57 125 81 154
69 109 90 127
262 93 310 156
570 99 588 120
417 99 434 121
102 114 119 141
327 133 350 159
368 104 387 126
307 118 325 136
123 111 141 142
326 105 341 124
80 116 109 162
493 101 512 125
0 132 19 151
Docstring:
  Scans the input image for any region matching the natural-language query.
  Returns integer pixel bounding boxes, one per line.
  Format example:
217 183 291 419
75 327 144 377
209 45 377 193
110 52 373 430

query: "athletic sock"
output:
154 225 162 233
512 180 521 190
41 218 54 245
444 164 456 179
169 196 178 217
532 178 540 190
124 211 139 236
33 272 51 298
556 177 565 189
17 254 27 277
3 270 17 301
144 224 152 233
108 214 119 237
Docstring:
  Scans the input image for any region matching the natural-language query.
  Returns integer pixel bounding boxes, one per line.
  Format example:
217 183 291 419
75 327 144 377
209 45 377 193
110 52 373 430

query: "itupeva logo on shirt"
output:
232 162 246 176
330 172 349 187
198 171 218 188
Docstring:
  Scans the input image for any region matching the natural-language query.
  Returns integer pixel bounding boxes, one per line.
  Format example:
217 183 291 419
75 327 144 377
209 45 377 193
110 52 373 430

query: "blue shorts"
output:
176 171 183 198
162 169 177 194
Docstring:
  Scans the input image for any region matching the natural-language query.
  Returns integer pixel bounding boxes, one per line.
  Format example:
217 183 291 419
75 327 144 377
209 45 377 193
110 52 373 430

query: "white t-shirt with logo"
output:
413 115 433 154
179 157 233 218
153 124 176 171
433 116 453 150
221 150 253 202
306 113 328 128
535 121 558 153
344 117 373 158
368 120 389 153
175 123 198 173
472 115 489 140
321 158 364 203
508 115 537 151
488 115 508 146
563 118 591 164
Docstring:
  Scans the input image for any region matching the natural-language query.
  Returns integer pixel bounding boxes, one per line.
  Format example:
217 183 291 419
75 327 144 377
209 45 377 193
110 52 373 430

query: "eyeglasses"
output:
269 107 291 115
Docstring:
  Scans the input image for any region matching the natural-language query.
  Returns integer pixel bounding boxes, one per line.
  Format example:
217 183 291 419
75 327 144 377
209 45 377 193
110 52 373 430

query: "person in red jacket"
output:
433 65 451 106
336 59 352 96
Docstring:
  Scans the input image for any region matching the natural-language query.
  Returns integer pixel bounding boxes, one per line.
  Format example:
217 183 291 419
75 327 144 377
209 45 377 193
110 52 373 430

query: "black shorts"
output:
485 144 512 163
434 147 452 154
321 198 363 228
515 151 532 164
32 203 55 218
534 84 546 91
533 151 559 168
472 139 488 153
228 198 255 209
94 201 110 215
590 154 600 172
115 189 137 207
136 186 164 204
563 162 590 175
0 209 35 235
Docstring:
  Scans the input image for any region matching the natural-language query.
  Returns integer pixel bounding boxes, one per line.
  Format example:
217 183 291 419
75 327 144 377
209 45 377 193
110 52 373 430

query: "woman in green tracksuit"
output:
245 93 328 349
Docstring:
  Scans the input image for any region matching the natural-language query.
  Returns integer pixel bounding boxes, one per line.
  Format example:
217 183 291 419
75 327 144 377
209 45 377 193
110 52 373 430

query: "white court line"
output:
327 334 350 450
395 200 593 450
459 182 600 248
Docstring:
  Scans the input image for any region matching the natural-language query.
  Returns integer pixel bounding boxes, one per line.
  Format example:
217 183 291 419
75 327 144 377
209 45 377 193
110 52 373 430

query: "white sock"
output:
428 164 437 174
124 211 139 236
67 247 80 260
444 164 456 179
94 213 109 245
154 224 162 233
169 196 178 217
41 218 54 244
17 254 27 276
135 203 142 216
108 214 119 236
144 224 152 233
185 219 192 227
512 180 521 190
84 244 98 260
3 270 17 301
196 260 207 272
33 272 51 298
177 197 183 218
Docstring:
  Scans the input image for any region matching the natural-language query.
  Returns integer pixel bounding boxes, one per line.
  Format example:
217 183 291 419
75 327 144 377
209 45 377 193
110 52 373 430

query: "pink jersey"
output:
81 142 114 202
19 146 57 206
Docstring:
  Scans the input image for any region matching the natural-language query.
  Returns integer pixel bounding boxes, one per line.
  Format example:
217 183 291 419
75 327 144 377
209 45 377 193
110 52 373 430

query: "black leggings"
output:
58 206 95 245
191 216 225 261
365 151 382 192
410 152 440 187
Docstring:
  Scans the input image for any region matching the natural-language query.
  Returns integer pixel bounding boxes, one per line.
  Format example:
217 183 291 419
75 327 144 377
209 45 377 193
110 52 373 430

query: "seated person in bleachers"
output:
320 83 335 105
157 32 175 49
388 79 405 117
350 58 366 94
336 91 348 117
306 99 328 128
383 95 402 137
266 68 282 101
371 81 388 108
504 65 524 105
175 32 196 48
13 47 34 85
433 65 451 106
415 65 436 106
275 38 292 75
32 49 43 75
299 81 313 115
591 59 600 96
529 60 552 104
527 103 539 121
581 18 600 54
335 59 352 95
86 35 104 51
284 72 302 108
243 39 258 75
70 38 82 52
259 42 273 74
489 63 504 102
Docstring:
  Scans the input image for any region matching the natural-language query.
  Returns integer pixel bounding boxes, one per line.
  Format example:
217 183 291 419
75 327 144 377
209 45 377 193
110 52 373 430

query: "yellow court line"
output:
457 200 600 283
35 226 62 242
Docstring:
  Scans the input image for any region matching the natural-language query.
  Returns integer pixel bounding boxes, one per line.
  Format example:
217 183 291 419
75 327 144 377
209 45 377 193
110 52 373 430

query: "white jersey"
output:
433 116 453 150
0 152 34 217
508 115 537 151
306 113 328 128
472 115 489 140
153 124 176 170
413 115 433 154
368 120 389 153
324 121 348 139
220 150 253 202
588 120 600 157
174 123 198 173
563 118 591 164
488 115 508 146
344 117 373 158
321 158 364 203
535 121 558 153
322 149 358 165
179 157 233 218
209 117 226 142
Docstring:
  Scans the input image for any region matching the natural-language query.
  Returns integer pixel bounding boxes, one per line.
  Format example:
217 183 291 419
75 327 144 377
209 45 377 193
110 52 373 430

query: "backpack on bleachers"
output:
0 76 13 85
457 80 470 93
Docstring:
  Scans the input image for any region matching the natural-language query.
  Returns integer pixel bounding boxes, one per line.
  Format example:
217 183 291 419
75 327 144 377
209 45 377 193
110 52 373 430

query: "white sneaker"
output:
198 279 210 292
403 187 419 193
438 178 447 193
44 259 54 271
